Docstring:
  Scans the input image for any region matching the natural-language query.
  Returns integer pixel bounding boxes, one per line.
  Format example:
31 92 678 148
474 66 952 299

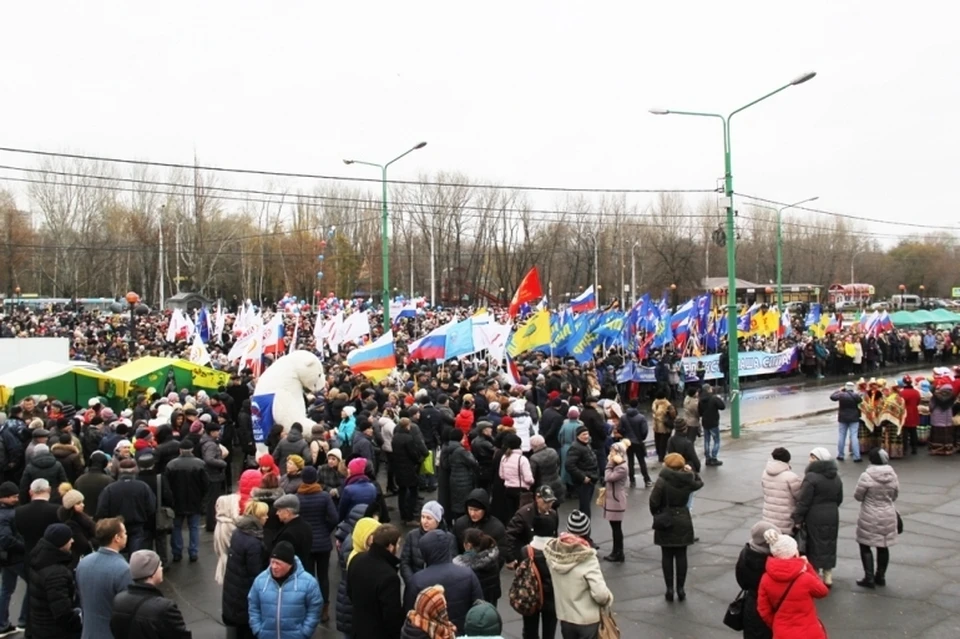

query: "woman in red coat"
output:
899 376 922 455
757 529 828 639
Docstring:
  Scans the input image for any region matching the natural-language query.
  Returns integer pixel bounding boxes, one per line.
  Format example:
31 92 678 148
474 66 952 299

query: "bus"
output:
1 296 123 313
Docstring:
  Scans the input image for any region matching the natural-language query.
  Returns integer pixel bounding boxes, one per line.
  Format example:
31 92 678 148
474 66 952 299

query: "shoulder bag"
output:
651 482 674 531
156 475 175 534
598 606 621 639
771 572 802 618
722 589 746 630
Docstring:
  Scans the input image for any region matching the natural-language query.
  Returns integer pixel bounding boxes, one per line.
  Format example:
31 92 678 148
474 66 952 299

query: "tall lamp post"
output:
630 239 641 306
650 70 816 439
586 231 600 304
343 141 427 331
775 196 818 311
125 291 140 344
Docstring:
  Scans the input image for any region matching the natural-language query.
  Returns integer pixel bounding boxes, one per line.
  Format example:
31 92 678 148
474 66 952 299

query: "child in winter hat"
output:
764 528 799 559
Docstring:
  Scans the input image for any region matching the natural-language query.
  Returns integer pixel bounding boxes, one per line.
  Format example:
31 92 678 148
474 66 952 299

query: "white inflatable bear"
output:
251 351 325 444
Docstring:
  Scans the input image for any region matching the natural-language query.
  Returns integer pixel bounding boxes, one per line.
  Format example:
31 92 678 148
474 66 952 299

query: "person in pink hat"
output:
338 458 378 522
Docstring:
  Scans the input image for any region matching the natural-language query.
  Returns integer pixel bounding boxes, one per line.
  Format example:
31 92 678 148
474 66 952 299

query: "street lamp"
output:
343 141 427 331
775 196 818 311
586 231 600 304
670 283 678 311
650 70 816 439
630 239 641 306
125 291 140 343
850 248 866 287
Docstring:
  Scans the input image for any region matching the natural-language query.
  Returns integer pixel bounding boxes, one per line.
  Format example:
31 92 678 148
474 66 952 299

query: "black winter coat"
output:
418 405 442 450
579 406 607 450
164 453 209 516
403 531 483 634
436 440 459 519
666 431 701 473
19 452 68 503
621 408 649 443
469 431 496 487
28 538 82 639
75 467 113 517
529 446 564 500
0 504 25 566
96 474 156 529
446 443 479 517
538 407 565 450
453 546 502 604
334 504 367 636
649 467 702 547
399 524 458 585
272 516 313 569
390 428 423 488
503 503 559 564
564 440 599 485
793 459 843 570
153 436 181 474
57 507 95 567
735 543 773 639
271 431 310 473
137 469 175 532
452 489 506 554
14 500 60 558
110 582 191 639
347 544 404 639
221 516 267 627
296 488 338 553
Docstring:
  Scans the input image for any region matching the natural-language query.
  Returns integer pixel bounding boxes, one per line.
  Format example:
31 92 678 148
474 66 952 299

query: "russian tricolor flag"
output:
407 321 451 362
570 286 597 313
346 330 397 382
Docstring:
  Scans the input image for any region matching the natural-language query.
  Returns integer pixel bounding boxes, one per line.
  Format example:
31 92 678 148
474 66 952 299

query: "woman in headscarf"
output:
757 529 828 639
878 381 905 459
401 584 458 639
280 454 305 494
735 521 779 639
928 383 957 455
792 448 843 588
854 448 899 588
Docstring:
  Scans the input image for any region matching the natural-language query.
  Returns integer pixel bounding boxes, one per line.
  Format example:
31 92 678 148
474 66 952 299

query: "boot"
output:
321 603 330 623
603 552 625 563
857 546 875 588
874 571 886 586
823 569 833 588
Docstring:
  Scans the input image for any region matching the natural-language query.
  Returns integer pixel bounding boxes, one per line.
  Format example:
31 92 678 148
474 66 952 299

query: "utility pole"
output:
158 218 165 308
429 226 436 307
175 222 181 294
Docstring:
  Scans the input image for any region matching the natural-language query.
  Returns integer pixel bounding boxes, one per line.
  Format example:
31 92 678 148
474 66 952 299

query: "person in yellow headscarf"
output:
348 517 381 568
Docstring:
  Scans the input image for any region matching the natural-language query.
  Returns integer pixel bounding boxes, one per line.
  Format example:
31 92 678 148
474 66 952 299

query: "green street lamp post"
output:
775 196 818 311
344 141 428 332
650 71 816 439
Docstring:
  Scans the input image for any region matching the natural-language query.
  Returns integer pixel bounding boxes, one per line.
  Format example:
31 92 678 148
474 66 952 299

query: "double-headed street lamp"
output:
650 70 816 439
750 196 819 310
344 141 428 332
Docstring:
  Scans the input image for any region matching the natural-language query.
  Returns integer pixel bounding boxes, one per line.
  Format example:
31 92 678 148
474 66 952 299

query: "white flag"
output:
188 333 211 366
340 310 371 346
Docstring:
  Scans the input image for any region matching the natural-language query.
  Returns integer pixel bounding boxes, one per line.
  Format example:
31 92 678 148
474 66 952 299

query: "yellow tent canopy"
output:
104 357 229 401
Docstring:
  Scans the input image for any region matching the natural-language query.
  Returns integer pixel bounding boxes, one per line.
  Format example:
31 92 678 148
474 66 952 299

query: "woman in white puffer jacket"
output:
761 447 803 533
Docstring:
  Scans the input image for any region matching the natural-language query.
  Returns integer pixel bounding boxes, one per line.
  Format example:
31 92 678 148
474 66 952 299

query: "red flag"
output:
508 266 543 317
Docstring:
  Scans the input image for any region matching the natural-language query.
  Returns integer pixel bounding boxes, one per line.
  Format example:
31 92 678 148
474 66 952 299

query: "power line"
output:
0 145 714 194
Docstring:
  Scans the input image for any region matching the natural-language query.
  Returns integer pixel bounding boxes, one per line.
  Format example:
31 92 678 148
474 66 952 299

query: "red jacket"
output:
454 409 475 451
757 557 828 639
900 387 921 427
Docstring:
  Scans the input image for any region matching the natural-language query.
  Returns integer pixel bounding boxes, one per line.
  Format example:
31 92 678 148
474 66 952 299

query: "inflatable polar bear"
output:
251 350 325 445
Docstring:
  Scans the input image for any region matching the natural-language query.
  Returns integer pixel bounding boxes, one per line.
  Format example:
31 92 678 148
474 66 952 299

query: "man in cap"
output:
503 485 560 568
0 481 26 634
199 420 227 532
110 550 189 638
830 381 863 462
272 494 313 570
248 541 322 639
76 517 132 639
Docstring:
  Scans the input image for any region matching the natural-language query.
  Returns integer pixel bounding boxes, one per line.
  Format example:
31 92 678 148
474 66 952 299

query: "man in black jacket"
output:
110 550 190 638
163 440 209 562
698 385 726 466
538 399 565 452
666 418 701 474
96 459 156 555
502 485 559 566
0 482 26 633
620 400 652 488
579 396 606 474
15 479 61 560
135 454 174 565
347 524 404 639
199 422 227 532
272 495 312 570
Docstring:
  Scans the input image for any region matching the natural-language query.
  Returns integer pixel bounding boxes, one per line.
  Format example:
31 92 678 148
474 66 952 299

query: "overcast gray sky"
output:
1 1 956 235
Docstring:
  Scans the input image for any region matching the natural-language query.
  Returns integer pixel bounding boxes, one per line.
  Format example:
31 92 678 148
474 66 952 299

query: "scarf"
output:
405 586 457 639
558 532 591 548
298 483 322 495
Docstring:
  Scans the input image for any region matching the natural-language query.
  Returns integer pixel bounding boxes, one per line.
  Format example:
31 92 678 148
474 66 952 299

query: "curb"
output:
741 407 835 429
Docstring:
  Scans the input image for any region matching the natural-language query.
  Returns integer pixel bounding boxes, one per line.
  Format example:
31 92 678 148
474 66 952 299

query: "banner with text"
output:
618 347 799 384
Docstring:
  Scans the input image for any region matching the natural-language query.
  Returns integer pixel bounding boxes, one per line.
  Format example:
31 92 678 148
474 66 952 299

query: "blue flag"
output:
445 318 475 359
250 393 275 444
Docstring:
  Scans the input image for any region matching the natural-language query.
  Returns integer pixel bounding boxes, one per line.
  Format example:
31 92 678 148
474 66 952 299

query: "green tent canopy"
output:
103 356 229 404
0 361 112 409
889 310 918 326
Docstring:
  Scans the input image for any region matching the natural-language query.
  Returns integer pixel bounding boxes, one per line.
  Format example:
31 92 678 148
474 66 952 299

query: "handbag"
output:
595 487 607 508
651 483 674 531
598 607 620 639
722 589 746 631
897 511 904 534
156 475 175 534
795 525 808 555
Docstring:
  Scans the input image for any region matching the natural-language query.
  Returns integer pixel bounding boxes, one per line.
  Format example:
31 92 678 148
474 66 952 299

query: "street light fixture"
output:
774 196 818 311
650 70 816 439
343 141 428 331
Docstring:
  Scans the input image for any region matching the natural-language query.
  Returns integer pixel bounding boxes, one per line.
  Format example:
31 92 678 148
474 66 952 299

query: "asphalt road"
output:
7 373 958 638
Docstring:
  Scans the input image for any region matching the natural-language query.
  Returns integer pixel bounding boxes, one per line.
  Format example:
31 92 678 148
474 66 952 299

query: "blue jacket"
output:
248 557 323 639
403 530 483 634
338 475 378 522
296 489 338 553
76 548 133 639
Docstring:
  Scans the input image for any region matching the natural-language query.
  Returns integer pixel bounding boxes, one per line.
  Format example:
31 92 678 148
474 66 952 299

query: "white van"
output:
890 294 921 310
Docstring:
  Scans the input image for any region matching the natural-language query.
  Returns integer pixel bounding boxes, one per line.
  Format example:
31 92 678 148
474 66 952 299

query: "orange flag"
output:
508 266 543 317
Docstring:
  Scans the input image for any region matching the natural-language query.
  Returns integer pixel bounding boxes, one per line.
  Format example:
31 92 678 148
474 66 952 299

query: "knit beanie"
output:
463 600 503 636
749 521 779 554
566 510 591 537
271 540 296 565
764 529 799 559
301 466 319 484
43 523 73 548
62 490 84 510
810 447 832 462
420 500 444 525
567 407 580 419
287 455 305 471
869 448 890 465
347 457 367 477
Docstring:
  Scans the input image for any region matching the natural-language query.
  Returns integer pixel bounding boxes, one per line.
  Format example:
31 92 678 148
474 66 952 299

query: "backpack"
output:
509 546 544 616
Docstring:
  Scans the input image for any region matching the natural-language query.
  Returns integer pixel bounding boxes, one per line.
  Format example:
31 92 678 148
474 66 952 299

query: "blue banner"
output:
619 347 799 383
250 392 275 443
